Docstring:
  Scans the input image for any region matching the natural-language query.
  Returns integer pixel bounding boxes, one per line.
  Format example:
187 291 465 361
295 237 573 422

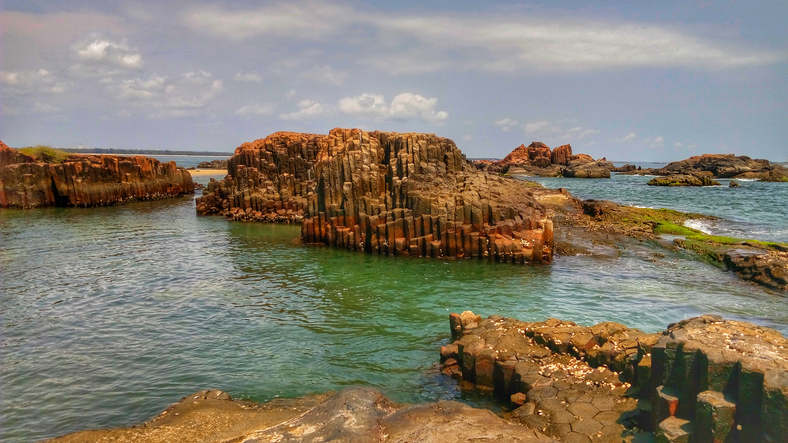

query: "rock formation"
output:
0 141 194 208
626 154 788 182
443 311 788 442
49 387 555 443
197 128 554 264
481 142 612 178
647 174 721 187
196 159 228 169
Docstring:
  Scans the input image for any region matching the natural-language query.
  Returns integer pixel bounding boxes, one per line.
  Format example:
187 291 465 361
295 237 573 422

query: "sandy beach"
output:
188 169 228 176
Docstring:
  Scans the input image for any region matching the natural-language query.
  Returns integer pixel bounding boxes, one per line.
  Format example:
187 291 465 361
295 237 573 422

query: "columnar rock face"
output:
0 142 194 208
443 311 788 442
551 144 572 165
196 128 554 263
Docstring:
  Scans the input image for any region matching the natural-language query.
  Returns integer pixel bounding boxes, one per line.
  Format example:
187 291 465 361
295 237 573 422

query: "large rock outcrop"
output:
647 174 721 187
197 128 554 263
627 154 788 182
482 142 612 178
443 311 788 442
0 141 194 208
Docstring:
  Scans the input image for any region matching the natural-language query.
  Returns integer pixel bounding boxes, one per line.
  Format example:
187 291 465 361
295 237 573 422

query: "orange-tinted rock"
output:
197 128 554 264
551 144 572 166
496 142 552 168
0 141 194 208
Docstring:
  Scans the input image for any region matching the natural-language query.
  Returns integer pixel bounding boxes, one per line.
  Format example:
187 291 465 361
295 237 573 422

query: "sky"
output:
1 1 786 161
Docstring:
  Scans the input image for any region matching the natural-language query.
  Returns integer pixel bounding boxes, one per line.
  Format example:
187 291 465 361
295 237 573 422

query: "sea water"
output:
1 162 787 442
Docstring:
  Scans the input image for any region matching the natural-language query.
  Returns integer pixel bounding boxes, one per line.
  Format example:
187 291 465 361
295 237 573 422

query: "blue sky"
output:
1 0 786 161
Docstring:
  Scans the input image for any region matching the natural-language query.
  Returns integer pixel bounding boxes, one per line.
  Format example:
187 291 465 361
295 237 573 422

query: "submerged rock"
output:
197 128 554 264
0 140 194 208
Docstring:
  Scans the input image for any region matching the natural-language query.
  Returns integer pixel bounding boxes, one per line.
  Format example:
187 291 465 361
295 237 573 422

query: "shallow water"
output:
1 172 787 442
526 173 788 243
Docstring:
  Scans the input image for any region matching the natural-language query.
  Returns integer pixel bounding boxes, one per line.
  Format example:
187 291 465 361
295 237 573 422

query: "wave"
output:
684 219 714 235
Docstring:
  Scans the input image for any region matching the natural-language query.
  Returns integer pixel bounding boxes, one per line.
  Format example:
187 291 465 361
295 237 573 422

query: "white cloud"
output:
674 142 683 148
182 2 354 41
233 71 264 82
285 89 297 100
619 132 637 143
462 135 473 141
302 65 347 85
0 69 69 94
649 136 665 148
338 92 449 125
688 143 698 149
112 71 223 118
494 117 518 132
183 2 786 73
524 121 553 134
338 93 389 118
235 103 276 119
68 35 143 79
279 99 331 121
577 129 600 139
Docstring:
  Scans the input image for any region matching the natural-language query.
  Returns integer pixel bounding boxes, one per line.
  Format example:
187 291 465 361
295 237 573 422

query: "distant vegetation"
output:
18 145 70 164
60 148 233 156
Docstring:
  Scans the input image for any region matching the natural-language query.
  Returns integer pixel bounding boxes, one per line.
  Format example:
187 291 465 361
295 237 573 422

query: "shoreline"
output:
188 169 228 176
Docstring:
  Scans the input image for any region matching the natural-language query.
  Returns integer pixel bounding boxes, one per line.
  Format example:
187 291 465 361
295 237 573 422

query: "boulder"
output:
563 159 613 178
647 174 720 187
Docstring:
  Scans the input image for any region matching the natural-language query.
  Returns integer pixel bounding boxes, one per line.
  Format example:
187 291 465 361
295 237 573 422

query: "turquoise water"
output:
527 172 788 243
1 168 787 442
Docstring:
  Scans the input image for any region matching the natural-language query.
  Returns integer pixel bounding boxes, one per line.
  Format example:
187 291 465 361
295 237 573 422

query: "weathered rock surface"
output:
48 387 556 443
197 128 554 263
443 311 788 442
0 141 194 208
625 154 788 182
196 159 228 169
481 142 612 179
647 174 721 187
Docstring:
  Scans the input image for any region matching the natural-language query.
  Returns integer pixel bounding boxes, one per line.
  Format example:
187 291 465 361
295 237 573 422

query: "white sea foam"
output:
684 219 714 234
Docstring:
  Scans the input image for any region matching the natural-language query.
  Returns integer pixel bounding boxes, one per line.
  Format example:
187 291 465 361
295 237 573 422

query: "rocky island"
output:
197 128 555 263
476 142 614 178
0 141 194 208
631 154 788 185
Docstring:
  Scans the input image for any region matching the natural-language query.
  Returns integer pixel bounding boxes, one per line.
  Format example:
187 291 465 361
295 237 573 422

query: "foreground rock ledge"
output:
442 311 788 442
197 128 554 263
0 141 194 208
48 387 555 443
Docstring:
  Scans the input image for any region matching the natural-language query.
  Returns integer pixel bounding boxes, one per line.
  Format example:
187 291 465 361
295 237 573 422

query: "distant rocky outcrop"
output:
479 142 612 178
628 154 788 182
197 128 554 263
0 140 194 208
196 159 228 169
647 174 721 187
444 311 788 442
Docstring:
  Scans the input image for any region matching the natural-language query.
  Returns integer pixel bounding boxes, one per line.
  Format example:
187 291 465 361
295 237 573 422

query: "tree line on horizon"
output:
60 147 233 156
